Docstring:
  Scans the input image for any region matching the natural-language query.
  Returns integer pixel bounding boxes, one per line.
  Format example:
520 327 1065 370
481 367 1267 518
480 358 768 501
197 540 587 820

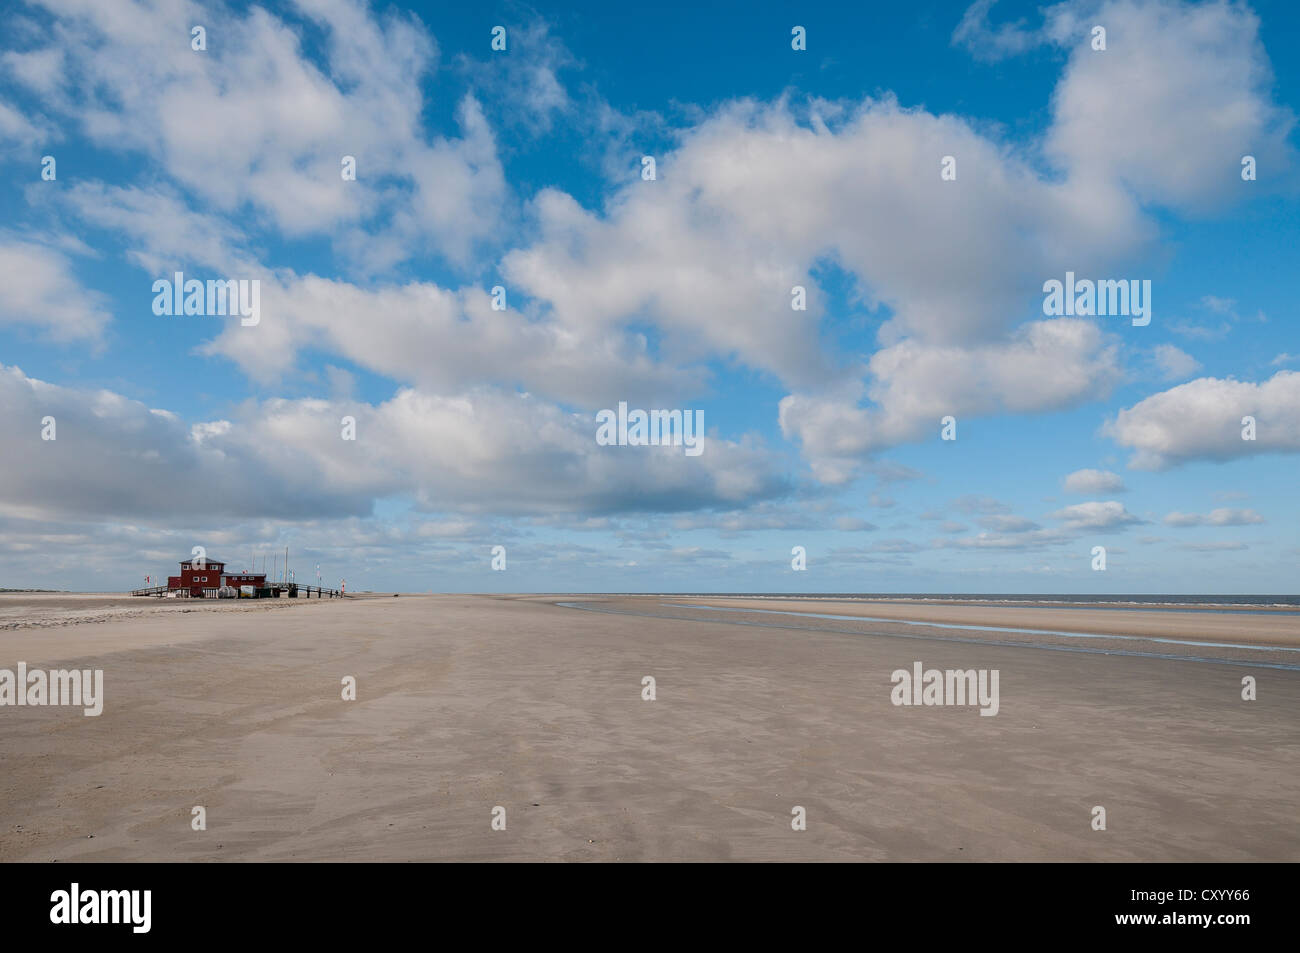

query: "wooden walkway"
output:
130 584 349 599
285 584 348 599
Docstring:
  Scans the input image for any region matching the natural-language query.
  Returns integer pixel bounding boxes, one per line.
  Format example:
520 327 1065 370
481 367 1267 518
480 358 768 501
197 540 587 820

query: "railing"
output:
129 584 349 599
130 585 169 596
287 584 349 598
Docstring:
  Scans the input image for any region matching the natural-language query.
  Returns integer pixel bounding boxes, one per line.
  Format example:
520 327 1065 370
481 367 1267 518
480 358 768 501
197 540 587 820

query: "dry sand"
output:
1 592 1296 861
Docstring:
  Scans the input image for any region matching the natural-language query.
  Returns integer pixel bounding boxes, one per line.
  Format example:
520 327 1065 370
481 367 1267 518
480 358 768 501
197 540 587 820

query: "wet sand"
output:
670 596 1300 646
1 593 1296 861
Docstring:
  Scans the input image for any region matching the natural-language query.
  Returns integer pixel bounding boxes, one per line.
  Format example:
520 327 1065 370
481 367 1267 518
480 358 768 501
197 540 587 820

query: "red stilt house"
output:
167 559 266 597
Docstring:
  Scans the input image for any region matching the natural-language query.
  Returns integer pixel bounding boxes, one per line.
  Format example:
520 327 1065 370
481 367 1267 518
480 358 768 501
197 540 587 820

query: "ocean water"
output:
627 593 1300 614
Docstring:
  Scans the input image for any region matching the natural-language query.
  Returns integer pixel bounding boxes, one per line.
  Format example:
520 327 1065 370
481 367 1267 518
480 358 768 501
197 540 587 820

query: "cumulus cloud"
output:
1047 500 1143 529
1045 0 1297 212
780 319 1122 482
162 85 1125 440
63 183 258 271
39 183 706 408
200 272 705 407
13 0 505 268
1152 343 1202 381
1163 508 1264 527
951 495 1012 516
1 40 63 90
934 496 1143 551
978 514 1041 532
667 503 835 536
505 95 1144 381
0 98 47 152
1104 371 1300 469
934 530 1068 551
0 239 112 342
1063 468 1126 493
18 0 1289 490
0 365 788 524
960 0 1297 210
271 387 788 516
0 364 381 521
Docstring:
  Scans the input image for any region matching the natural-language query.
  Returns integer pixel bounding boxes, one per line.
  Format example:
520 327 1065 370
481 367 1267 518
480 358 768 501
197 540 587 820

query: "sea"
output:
622 593 1300 615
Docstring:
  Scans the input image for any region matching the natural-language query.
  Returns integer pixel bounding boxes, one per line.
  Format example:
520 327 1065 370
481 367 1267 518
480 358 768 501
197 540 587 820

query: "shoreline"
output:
571 595 1300 652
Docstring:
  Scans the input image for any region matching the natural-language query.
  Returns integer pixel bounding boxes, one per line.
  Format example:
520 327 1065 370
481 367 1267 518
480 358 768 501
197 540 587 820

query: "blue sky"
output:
0 0 1296 593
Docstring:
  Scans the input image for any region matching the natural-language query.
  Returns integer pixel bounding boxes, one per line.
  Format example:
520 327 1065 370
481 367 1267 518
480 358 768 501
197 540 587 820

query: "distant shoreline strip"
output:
664 603 1300 654
552 602 1300 672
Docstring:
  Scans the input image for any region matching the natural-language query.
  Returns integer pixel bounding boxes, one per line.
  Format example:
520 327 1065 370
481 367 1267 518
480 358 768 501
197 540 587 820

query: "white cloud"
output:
780 319 1121 482
1063 468 1126 493
16 0 505 267
1045 0 1297 212
6 0 1295 508
978 514 1041 532
952 0 1048 61
516 93 1146 351
1047 500 1142 529
457 19 576 135
920 493 1142 551
1104 371 1300 469
960 0 1296 210
934 530 1067 551
56 183 261 276
2 45 65 93
0 98 47 151
1163 508 1263 527
0 239 111 342
0 363 377 521
199 273 704 407
1152 343 1202 381
0 365 788 524
951 495 1012 515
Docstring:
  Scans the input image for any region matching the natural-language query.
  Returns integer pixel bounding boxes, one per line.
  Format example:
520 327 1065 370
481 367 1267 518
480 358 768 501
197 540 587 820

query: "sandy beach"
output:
1 592 1296 862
